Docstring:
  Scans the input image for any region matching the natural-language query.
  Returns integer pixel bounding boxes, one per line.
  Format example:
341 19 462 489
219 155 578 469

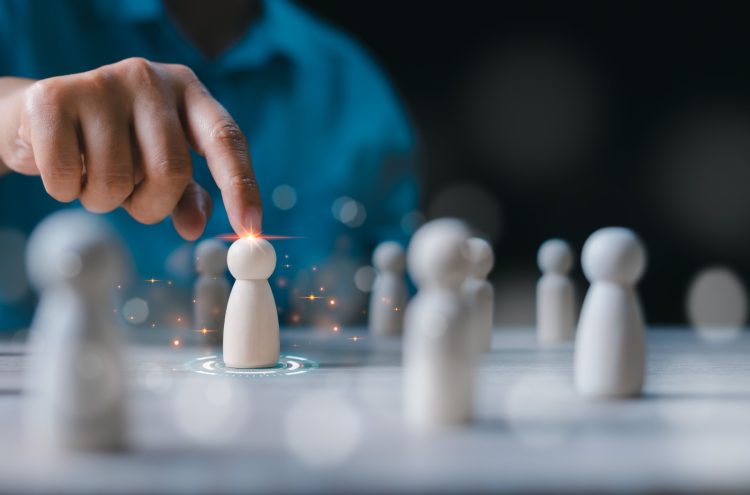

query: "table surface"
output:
2 326 750 494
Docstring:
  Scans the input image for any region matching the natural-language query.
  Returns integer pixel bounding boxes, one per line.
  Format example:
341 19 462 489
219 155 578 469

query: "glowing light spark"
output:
300 293 323 301
329 298 336 306
196 327 214 335
167 281 173 286
216 232 304 241
332 325 340 332
284 254 289 259
350 336 360 342
283 263 292 269
176 317 183 323
192 299 197 304
319 286 325 292
312 266 318 272
290 313 301 324
144 278 162 284
172 339 181 347
393 307 401 312
116 285 122 289
151 323 157 328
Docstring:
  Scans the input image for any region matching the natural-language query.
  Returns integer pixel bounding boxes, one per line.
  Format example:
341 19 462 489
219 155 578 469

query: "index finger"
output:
181 77 262 235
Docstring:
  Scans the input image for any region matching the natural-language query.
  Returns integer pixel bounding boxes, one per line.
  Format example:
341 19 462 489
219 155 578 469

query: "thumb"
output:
172 180 213 241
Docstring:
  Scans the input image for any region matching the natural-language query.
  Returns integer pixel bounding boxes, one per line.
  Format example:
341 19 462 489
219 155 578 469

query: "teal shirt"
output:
0 0 417 329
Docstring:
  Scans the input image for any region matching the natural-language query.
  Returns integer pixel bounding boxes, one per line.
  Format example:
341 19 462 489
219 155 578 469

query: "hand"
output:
0 58 262 240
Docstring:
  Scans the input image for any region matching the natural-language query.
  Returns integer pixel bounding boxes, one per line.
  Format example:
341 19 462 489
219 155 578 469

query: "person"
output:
0 0 418 330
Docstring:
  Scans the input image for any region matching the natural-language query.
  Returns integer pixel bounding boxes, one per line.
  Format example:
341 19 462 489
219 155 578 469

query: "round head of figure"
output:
195 239 228 275
372 241 405 273
407 218 471 289
537 239 574 275
26 210 128 292
226 236 276 280
581 227 646 285
464 237 494 279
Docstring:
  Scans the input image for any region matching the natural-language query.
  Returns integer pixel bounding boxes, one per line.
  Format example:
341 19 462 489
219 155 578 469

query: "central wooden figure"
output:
223 236 280 369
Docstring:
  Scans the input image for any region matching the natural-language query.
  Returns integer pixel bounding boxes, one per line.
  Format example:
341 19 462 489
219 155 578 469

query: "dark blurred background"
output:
300 0 750 325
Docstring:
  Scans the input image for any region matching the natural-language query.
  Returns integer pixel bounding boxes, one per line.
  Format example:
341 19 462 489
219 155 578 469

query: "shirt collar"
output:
94 0 306 72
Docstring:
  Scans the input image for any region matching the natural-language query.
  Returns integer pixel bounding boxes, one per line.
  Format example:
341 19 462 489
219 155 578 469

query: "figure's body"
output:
462 237 494 354
194 239 230 345
25 210 128 453
369 241 407 337
403 219 474 430
536 239 577 344
223 236 279 368
574 227 647 398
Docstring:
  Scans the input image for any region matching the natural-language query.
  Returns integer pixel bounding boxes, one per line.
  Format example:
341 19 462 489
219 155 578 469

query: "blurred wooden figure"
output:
536 239 577 344
368 241 407 337
194 239 229 345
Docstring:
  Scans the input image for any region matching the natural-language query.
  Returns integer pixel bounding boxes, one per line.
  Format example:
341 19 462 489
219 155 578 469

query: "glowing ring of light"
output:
184 354 318 378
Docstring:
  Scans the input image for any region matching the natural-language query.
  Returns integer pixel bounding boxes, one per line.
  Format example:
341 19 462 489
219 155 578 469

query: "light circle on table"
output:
184 354 318 378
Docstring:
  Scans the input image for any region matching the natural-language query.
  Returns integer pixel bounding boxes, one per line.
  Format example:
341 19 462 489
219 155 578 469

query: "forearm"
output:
0 77 34 176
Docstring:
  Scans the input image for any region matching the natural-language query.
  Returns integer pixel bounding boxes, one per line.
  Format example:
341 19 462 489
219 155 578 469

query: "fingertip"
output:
228 203 262 237
244 206 262 234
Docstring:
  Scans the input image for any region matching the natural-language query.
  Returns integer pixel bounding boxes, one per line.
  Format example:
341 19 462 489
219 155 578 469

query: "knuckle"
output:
228 173 258 194
40 161 80 202
152 154 192 185
210 119 248 150
48 161 79 183
85 67 116 94
103 174 134 198
171 63 198 83
25 79 66 113
121 57 161 87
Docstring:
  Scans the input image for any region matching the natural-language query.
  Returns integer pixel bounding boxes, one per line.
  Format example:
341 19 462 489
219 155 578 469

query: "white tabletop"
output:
0 327 749 493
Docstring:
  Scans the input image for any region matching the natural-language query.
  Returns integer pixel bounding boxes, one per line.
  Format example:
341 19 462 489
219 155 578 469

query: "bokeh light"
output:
272 184 298 210
283 391 362 468
353 265 376 292
331 196 367 228
172 377 249 447
503 375 578 448
122 297 150 325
